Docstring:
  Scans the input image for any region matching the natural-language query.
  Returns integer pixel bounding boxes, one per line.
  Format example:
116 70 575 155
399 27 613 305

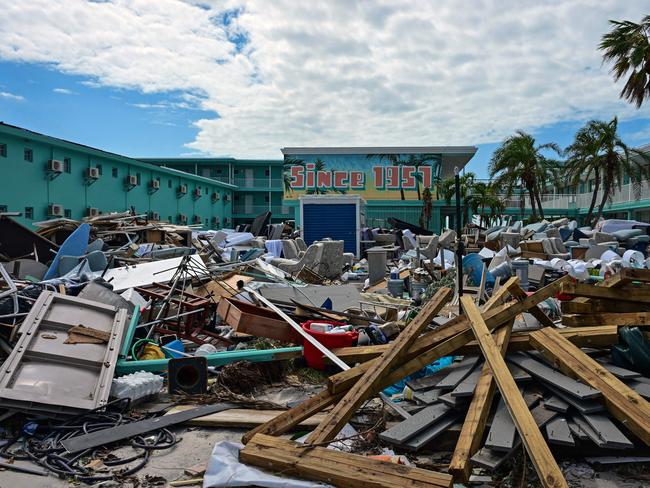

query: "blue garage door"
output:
303 203 356 254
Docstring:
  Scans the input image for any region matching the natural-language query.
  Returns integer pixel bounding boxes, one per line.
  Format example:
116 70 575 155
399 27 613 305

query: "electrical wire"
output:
0 398 178 484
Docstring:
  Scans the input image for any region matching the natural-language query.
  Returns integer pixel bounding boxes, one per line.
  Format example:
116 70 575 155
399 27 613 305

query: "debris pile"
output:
1 211 650 487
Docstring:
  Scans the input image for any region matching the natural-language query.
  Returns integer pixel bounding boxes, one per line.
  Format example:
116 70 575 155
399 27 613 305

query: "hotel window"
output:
112 167 118 178
265 195 270 202
24 148 33 162
64 209 72 219
265 169 270 176
64 158 72 173
136 173 141 185
168 179 172 188
24 207 33 219
0 143 6 157
0 205 7 213
96 164 103 175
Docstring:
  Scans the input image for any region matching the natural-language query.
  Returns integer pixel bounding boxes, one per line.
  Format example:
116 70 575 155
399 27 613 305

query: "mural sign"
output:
283 153 441 201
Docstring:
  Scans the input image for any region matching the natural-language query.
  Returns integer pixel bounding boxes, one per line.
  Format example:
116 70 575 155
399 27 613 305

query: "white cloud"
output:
53 87 75 94
0 91 24 101
0 0 649 157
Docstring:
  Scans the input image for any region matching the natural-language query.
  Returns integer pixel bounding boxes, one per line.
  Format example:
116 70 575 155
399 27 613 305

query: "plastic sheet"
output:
203 441 331 488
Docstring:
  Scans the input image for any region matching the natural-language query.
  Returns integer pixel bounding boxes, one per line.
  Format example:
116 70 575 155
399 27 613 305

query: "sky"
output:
1 0 650 179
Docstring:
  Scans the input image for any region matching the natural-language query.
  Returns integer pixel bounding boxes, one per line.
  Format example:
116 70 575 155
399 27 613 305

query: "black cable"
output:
0 398 179 484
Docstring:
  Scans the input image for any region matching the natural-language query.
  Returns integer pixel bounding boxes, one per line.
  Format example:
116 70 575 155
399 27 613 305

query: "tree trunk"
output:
400 188 406 200
534 188 545 220
593 177 611 226
585 170 600 226
528 187 537 220
417 182 421 200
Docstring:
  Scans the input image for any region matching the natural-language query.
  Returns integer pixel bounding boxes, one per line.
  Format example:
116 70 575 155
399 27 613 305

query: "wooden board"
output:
306 287 453 444
461 296 567 488
562 312 650 327
561 282 650 304
165 405 328 429
530 327 650 446
242 433 453 488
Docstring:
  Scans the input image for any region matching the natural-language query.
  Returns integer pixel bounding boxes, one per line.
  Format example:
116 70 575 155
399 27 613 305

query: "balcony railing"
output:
232 204 294 216
233 178 283 189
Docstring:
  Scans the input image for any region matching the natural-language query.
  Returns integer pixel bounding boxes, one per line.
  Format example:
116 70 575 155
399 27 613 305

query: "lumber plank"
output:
509 283 555 328
241 388 341 444
561 299 649 314
242 434 453 488
461 296 567 488
328 276 571 393
562 312 650 327
164 406 327 428
561 282 650 304
306 287 453 444
530 327 650 446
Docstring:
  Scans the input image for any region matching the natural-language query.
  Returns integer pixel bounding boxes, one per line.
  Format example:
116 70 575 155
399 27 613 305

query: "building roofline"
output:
0 122 237 189
142 157 283 165
281 146 477 156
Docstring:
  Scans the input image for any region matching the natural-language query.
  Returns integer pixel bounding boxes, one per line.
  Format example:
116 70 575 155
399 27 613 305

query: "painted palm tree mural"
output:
283 157 303 196
305 158 347 195
372 153 406 200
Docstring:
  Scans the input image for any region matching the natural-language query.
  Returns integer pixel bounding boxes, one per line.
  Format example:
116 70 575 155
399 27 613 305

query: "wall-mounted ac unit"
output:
177 213 188 224
224 217 231 225
211 216 220 226
48 204 64 217
150 179 160 190
150 211 160 220
125 175 138 187
86 207 99 217
193 188 202 199
47 159 63 173
86 167 100 179
211 192 220 202
223 194 230 202
192 215 202 224
178 184 188 195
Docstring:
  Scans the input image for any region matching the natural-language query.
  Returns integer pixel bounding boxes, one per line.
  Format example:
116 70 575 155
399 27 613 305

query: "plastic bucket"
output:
301 320 358 370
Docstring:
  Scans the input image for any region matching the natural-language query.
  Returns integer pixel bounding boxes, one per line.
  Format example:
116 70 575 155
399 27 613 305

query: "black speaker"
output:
168 357 208 395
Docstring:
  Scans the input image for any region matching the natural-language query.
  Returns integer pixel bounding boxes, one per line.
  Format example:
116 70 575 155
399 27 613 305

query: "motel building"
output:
2 122 650 230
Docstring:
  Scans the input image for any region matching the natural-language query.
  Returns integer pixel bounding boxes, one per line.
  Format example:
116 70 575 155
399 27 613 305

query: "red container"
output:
301 320 359 370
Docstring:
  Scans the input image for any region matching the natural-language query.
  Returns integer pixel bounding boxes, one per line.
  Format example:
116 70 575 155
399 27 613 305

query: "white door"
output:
245 169 254 188
245 194 254 214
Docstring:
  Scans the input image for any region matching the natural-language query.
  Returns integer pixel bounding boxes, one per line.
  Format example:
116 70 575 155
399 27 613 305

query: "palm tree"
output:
469 182 504 228
305 158 346 195
589 117 650 224
599 15 650 108
489 131 561 220
283 157 303 196
565 121 604 224
419 186 433 229
441 172 476 229
410 154 439 200
370 154 406 200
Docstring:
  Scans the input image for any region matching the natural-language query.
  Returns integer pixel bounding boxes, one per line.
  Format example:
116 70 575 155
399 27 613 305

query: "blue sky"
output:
1 1 650 179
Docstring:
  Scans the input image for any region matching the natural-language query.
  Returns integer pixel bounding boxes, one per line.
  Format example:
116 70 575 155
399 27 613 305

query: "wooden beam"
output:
562 312 650 327
561 282 650 304
530 327 650 446
306 288 453 445
242 434 453 488
164 406 329 429
509 283 555 328
328 276 571 394
449 318 513 482
461 296 567 488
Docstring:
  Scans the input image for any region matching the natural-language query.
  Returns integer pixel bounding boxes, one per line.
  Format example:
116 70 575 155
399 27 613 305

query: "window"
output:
0 205 7 213
264 195 270 202
64 209 72 219
112 167 118 178
24 148 33 162
168 179 172 188
234 195 240 201
0 143 6 157
96 164 103 175
265 169 270 176
24 207 33 219
64 158 71 173
168 216 172 223
136 173 141 185
234 169 240 175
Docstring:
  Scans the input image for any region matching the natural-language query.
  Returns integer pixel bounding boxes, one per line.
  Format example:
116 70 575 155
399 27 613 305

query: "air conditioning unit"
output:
211 216 220 226
193 188 202 199
211 192 220 202
177 213 188 224
178 184 188 195
149 211 160 221
150 179 160 190
125 175 138 187
48 204 64 217
223 194 230 203
86 167 100 179
224 217 231 225
192 215 202 224
86 207 100 217
48 159 63 173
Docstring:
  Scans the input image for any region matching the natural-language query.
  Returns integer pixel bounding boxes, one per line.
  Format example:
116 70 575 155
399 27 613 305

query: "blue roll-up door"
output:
303 203 356 254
